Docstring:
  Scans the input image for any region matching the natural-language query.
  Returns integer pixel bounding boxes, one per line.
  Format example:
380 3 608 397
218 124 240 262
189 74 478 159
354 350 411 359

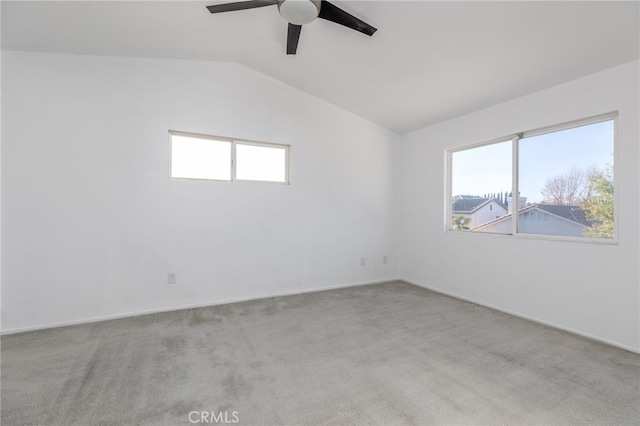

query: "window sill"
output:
445 229 619 245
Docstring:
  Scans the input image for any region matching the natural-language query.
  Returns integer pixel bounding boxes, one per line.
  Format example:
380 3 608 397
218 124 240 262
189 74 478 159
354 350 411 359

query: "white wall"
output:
1 51 399 332
399 60 640 352
3 51 638 354
0 5 3 331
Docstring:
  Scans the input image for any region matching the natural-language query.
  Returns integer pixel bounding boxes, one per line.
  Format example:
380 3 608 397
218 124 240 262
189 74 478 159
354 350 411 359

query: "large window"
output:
447 113 616 241
170 131 290 184
450 140 512 233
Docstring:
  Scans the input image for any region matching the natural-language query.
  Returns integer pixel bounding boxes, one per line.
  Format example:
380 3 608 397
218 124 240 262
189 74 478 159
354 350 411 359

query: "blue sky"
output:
452 120 614 204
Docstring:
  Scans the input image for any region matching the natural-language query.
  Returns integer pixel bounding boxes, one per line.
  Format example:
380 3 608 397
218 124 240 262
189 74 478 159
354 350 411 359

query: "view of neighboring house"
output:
451 195 507 228
471 197 592 237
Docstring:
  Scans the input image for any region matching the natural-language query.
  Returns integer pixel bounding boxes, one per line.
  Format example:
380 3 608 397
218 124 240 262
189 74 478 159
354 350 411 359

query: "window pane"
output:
171 135 231 180
451 141 512 233
236 144 287 183
519 120 614 238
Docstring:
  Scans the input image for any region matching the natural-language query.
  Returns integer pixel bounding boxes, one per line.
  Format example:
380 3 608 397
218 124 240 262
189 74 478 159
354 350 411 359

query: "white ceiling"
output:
2 1 639 134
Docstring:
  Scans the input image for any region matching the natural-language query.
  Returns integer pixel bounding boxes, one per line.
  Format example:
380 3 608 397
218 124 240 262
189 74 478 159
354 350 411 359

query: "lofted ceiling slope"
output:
2 1 639 134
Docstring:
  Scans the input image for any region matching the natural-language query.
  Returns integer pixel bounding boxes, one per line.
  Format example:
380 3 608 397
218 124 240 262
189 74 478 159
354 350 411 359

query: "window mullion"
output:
445 149 453 232
511 134 521 236
231 141 237 182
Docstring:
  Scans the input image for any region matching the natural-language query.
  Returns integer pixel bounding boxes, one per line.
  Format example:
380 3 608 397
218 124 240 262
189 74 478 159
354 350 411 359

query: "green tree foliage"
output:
452 215 471 231
582 170 614 238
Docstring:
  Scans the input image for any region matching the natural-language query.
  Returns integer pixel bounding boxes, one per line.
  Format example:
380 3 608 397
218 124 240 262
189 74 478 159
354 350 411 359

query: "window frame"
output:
445 111 618 244
169 130 291 185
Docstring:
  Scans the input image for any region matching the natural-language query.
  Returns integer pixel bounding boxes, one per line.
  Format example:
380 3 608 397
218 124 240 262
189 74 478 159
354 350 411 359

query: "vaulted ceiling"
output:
2 1 639 134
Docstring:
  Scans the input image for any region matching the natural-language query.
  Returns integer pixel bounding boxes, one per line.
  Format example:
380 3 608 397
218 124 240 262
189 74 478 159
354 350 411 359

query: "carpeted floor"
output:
2 280 639 425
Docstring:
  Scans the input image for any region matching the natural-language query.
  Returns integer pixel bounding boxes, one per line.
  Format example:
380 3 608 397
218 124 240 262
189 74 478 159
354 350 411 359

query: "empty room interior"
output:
1 1 640 425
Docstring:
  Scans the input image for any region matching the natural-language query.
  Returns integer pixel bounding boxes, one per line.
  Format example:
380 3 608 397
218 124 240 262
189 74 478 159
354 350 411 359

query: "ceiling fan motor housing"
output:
277 0 322 25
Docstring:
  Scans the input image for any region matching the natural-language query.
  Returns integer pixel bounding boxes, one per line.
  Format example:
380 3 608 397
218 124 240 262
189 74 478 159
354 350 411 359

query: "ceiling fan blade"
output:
206 0 277 14
287 24 302 55
318 1 376 36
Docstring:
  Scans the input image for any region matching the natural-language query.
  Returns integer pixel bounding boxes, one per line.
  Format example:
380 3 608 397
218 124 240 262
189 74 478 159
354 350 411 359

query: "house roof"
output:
452 197 490 213
535 204 592 227
452 197 506 214
470 204 591 230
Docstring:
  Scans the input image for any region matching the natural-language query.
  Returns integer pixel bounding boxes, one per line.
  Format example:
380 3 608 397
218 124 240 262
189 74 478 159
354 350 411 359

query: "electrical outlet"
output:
168 272 177 285
360 257 366 266
383 255 388 264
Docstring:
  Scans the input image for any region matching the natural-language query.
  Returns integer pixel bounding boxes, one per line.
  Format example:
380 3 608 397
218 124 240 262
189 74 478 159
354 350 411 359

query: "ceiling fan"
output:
206 0 377 55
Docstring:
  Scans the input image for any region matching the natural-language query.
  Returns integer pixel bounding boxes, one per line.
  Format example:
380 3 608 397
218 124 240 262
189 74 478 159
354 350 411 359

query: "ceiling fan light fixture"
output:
206 0 377 55
277 0 321 25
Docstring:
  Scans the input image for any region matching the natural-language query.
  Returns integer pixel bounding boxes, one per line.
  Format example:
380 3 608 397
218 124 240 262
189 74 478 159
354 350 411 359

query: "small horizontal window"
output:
171 134 232 181
170 132 290 184
236 143 288 183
